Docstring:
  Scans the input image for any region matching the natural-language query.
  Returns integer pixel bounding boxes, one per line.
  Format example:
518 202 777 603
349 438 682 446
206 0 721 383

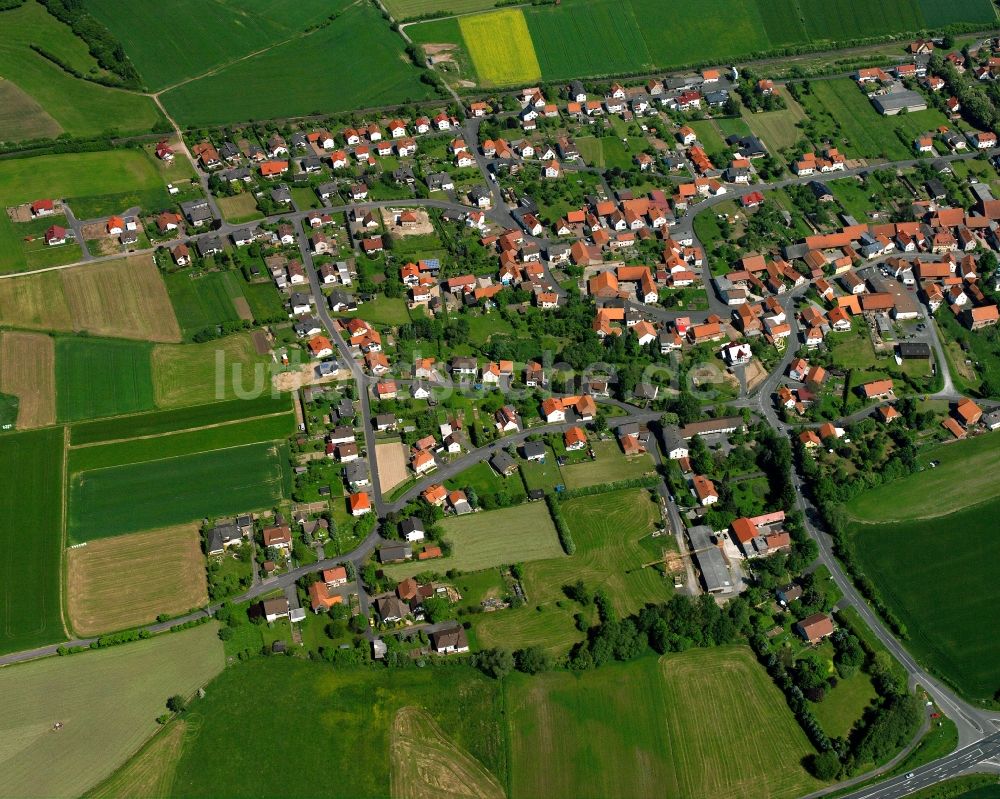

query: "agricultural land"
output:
0 331 55 428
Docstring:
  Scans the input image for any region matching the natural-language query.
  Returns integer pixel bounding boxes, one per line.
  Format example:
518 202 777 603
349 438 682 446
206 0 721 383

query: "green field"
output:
475 489 669 653
381 501 563 579
69 441 290 542
164 270 247 339
799 78 950 162
847 498 1000 701
0 426 65 655
846 432 1000 522
387 0 498 18
506 647 820 799
169 658 506 798
919 0 997 25
68 412 294 473
0 2 162 142
0 149 167 274
56 337 155 422
0 624 223 799
83 0 346 91
160 2 434 126
560 439 654 489
70 394 291 445
798 0 922 42
743 96 808 152
151 332 270 408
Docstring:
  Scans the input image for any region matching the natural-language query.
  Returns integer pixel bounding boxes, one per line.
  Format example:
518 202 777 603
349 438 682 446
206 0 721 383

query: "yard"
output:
559 438 655 489
0 426 65 655
66 524 209 636
381 501 563 580
505 647 821 799
0 624 223 799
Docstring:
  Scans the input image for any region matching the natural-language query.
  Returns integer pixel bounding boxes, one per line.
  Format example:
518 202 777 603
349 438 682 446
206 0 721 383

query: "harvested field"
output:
391 707 505 799
0 270 74 331
67 524 208 636
232 296 253 321
0 624 223 799
61 256 181 342
0 332 55 428
376 441 408 492
85 721 187 799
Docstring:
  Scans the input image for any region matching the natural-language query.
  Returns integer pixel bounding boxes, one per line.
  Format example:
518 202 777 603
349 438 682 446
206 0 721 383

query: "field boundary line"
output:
58 424 71 640
69 410 292 449
846 493 1000 525
70 435 291 474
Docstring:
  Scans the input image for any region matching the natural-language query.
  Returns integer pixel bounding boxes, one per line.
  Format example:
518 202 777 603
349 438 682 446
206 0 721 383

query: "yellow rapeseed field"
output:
459 9 541 86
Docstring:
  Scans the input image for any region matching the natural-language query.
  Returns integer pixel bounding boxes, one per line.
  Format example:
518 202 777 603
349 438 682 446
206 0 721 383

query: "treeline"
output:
0 0 25 10
556 475 659 500
29 43 132 89
545 493 576 554
37 0 142 88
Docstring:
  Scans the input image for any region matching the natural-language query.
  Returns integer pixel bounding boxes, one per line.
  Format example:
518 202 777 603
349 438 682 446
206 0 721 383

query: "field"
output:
69 394 291 445
391 707 506 799
216 193 262 224
55 337 154 422
85 722 189 799
0 623 223 799
408 0 995 86
0 331 55 428
525 0 651 81
475 489 669 653
847 497 1000 701
381 501 563 580
459 10 541 86
66 524 208 636
60 257 181 342
151 332 269 407
743 95 808 152
17 256 180 336
799 79 950 162
67 413 294 473
559 438 654 489
164 269 247 339
388 0 498 17
168 659 506 798
159 3 434 126
68 441 290 542
375 441 409 492
505 647 820 799
0 426 65 655
0 77 61 142
0 2 162 141
846 432 1000 522
83 0 344 91
0 150 167 274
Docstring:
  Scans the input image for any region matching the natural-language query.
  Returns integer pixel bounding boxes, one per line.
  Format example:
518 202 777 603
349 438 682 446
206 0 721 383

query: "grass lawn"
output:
381 501 563 580
475 489 670 653
160 3 434 125
333 294 410 327
519 446 564 492
846 431 1000 522
164 269 246 339
446 460 526 504
151 332 270 407
0 426 65 655
742 95 808 152
56 336 155 422
168 658 506 798
0 150 167 274
0 2 162 141
216 193 263 224
560 438 655 489
846 496 1000 701
466 312 513 345
505 647 821 799
689 120 729 159
0 624 223 799
69 441 290 542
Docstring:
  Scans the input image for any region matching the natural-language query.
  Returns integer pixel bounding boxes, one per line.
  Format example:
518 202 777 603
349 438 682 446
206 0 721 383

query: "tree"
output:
514 646 551 674
472 647 514 679
166 695 187 713
807 750 841 780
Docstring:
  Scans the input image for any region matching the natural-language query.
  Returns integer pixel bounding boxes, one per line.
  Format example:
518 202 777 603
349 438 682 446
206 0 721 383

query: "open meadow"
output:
0 623 223 799
0 426 64 655
69 441 290 542
167 658 506 798
743 95 808 152
382 501 563 579
0 332 55 428
164 269 247 340
151 332 271 407
55 337 155 422
160 2 434 126
474 488 671 654
0 1 162 142
559 438 654 489
505 647 820 799
67 524 208 636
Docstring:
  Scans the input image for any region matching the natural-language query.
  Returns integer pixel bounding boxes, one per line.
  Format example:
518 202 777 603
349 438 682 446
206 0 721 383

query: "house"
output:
954 397 982 427
422 484 447 507
692 474 718 505
262 525 292 552
375 594 410 623
860 379 894 400
564 426 587 451
449 490 472 515
324 566 349 588
400 518 425 542
378 543 413 564
262 598 290 623
206 521 246 555
521 441 546 461
30 199 54 217
430 625 469 654
171 243 191 266
795 613 835 644
349 492 371 516
309 581 343 613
